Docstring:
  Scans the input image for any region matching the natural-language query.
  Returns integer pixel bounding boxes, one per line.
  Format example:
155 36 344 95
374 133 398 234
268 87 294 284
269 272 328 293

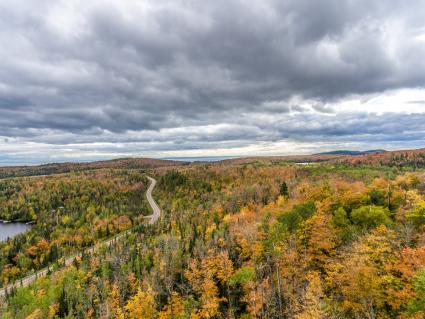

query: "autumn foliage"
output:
2 160 425 318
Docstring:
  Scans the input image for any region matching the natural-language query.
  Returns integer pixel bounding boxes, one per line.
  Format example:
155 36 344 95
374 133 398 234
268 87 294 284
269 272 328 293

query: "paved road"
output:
0 175 159 298
146 176 160 225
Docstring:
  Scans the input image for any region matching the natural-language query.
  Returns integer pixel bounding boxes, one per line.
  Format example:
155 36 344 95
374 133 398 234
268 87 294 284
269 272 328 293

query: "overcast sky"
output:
1 0 425 165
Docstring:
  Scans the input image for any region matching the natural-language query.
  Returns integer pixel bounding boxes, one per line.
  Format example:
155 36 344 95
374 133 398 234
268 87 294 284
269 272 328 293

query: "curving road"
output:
0 175 159 298
146 176 160 224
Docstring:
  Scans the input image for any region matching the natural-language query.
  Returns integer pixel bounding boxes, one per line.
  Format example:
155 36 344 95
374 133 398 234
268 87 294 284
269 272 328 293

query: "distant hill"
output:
2 147 425 179
337 148 425 167
315 149 386 156
217 150 386 165
217 148 425 168
0 158 185 179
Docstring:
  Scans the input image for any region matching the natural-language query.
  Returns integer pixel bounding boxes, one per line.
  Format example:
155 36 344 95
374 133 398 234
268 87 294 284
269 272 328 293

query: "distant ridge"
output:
2 147 425 179
0 157 185 179
315 149 386 156
337 148 425 167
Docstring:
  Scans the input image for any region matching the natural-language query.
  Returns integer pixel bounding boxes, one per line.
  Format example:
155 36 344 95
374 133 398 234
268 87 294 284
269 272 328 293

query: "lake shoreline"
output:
0 222 33 241
0 219 35 224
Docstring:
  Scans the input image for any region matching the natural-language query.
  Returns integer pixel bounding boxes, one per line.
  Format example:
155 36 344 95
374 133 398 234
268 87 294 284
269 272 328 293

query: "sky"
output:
1 0 425 165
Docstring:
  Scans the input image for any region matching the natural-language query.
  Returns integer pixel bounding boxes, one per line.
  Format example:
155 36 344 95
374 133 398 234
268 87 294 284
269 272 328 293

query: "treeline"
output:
0 158 183 179
340 148 425 168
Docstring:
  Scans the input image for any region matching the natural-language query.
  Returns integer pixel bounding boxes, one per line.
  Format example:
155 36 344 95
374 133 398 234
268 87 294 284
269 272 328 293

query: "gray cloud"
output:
0 0 425 163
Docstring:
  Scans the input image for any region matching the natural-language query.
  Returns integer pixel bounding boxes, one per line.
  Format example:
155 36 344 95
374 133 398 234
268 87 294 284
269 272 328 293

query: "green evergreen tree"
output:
279 181 289 197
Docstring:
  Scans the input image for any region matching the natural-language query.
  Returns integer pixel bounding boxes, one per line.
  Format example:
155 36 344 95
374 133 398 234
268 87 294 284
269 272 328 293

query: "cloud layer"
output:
1 0 425 164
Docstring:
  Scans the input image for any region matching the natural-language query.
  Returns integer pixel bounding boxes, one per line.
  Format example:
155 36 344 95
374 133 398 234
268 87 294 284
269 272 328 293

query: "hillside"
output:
2 150 425 318
2 147 424 180
315 149 386 156
218 153 349 165
338 148 425 167
218 148 425 168
0 158 185 179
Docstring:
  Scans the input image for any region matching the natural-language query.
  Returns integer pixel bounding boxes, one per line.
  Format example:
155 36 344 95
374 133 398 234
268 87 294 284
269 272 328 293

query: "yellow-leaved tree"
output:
185 250 234 318
158 292 185 319
125 287 158 319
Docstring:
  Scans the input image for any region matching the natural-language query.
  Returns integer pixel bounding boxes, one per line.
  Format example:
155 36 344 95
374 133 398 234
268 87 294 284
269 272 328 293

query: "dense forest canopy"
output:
0 158 184 179
1 156 425 318
0 169 150 288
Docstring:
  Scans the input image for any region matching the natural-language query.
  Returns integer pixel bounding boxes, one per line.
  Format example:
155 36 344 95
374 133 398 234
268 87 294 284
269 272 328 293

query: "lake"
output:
0 222 31 241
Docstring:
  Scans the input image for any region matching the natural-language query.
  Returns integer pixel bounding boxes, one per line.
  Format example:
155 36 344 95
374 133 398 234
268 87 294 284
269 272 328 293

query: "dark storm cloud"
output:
0 0 425 162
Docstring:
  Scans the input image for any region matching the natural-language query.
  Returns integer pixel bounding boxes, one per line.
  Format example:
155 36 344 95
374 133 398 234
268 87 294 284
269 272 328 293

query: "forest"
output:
1 156 425 318
0 169 150 288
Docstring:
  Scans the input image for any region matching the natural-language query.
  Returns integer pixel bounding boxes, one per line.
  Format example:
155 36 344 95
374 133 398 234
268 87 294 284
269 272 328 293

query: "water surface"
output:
0 222 31 241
